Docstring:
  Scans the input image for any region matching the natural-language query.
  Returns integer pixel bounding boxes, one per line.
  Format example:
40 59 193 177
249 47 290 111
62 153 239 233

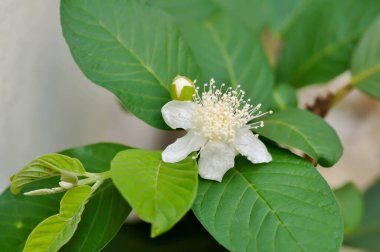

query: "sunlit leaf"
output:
10 154 86 194
111 150 198 237
0 143 131 252
23 185 92 251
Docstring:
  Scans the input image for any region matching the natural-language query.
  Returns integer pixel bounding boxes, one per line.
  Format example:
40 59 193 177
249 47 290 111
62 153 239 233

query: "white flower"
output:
162 78 272 182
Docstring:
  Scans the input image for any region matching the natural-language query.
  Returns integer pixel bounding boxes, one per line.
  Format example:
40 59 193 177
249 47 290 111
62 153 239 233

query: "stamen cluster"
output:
192 79 272 143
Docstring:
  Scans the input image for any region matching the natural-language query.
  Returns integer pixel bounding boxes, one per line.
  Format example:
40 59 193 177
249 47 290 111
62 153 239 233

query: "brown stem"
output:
306 81 354 118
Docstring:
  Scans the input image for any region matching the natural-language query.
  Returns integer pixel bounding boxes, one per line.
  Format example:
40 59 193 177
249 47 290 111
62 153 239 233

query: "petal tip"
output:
199 173 223 183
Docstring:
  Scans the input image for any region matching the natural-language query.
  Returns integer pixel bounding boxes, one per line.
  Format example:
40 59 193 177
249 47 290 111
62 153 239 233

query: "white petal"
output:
162 131 205 163
161 100 197 129
234 127 272 163
198 141 235 182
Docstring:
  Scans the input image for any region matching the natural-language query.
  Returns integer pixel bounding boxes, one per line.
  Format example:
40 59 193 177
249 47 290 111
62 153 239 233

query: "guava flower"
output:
162 77 272 182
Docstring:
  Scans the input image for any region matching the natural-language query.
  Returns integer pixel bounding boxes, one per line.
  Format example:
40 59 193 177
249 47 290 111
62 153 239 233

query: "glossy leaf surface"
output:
193 147 343 252
111 149 198 237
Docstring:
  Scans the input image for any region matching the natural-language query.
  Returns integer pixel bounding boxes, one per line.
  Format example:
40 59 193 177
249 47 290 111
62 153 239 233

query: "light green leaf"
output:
10 154 86 194
344 180 380 250
176 11 273 108
111 150 198 237
23 185 92 252
277 0 380 86
61 0 200 129
334 183 363 234
193 147 343 252
272 84 298 111
0 143 131 252
255 108 343 167
351 17 380 100
60 143 132 252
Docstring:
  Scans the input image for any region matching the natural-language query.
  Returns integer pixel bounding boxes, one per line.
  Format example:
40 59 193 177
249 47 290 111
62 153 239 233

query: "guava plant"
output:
1 0 380 251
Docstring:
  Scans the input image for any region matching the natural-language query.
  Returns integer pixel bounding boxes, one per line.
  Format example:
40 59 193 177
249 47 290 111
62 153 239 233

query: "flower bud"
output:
170 75 196 101
59 181 75 189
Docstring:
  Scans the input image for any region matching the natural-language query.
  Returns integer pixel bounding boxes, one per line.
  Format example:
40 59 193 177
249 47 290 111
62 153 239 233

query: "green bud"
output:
170 75 196 101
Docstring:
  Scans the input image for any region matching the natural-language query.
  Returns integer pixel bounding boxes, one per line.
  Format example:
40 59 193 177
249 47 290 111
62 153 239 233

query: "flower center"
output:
192 79 271 143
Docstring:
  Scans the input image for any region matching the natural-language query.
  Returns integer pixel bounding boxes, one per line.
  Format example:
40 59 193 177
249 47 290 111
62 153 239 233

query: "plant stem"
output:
78 171 112 186
328 82 354 109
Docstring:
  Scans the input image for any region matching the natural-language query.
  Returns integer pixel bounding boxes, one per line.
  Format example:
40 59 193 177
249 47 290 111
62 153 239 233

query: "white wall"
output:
0 1 176 191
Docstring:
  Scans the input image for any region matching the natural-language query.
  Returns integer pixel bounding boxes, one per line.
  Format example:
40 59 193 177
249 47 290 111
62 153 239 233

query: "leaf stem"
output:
78 171 112 186
308 79 355 118
328 82 354 109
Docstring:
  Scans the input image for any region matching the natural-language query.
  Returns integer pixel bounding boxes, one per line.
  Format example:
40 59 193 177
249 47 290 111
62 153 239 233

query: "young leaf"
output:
60 0 200 129
60 143 132 252
193 147 343 252
176 11 274 109
23 185 92 251
272 84 298 111
334 183 364 234
10 154 86 194
344 180 380 250
255 108 343 167
0 143 131 252
277 0 380 86
351 17 380 100
111 150 198 237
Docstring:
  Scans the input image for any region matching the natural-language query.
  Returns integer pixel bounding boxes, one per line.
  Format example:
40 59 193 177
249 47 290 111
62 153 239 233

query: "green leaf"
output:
272 84 298 111
0 181 60 252
61 0 200 129
210 0 305 33
334 183 364 234
149 0 305 34
0 143 131 252
192 147 343 252
104 213 227 252
176 11 273 108
255 108 343 167
23 185 92 251
277 0 380 86
10 154 86 194
147 0 217 21
344 180 380 250
351 17 380 100
60 143 132 252
111 149 198 237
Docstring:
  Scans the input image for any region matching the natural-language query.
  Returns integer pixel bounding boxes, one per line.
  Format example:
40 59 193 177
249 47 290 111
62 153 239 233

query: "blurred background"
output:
0 0 177 192
1 1 379 251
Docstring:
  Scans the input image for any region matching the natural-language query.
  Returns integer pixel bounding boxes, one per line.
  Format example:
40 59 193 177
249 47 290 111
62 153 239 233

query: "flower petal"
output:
161 100 197 129
234 127 272 163
198 141 235 182
162 131 205 163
